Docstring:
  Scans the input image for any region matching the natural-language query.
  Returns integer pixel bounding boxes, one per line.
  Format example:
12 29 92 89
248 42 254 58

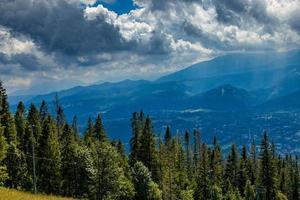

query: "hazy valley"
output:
10 50 300 153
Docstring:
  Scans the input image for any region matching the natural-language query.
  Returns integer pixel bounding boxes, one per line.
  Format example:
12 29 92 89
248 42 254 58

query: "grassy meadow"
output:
0 187 74 200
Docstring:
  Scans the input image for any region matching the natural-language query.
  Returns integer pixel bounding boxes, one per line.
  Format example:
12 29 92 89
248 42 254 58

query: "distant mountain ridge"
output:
9 49 300 119
8 50 300 151
159 50 300 81
158 50 300 93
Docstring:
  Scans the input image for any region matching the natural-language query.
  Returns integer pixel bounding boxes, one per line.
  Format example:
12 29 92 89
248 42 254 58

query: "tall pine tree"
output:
194 144 210 200
210 136 223 186
0 125 7 185
39 100 49 124
139 116 159 182
129 112 142 165
93 114 106 142
38 116 61 194
224 144 239 188
61 124 79 196
259 132 277 200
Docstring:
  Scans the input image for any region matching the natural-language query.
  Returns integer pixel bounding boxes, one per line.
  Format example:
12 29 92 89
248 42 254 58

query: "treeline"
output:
0 81 299 200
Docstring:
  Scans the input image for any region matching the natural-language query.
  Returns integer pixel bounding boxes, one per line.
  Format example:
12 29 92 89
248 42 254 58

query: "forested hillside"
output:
1 81 299 200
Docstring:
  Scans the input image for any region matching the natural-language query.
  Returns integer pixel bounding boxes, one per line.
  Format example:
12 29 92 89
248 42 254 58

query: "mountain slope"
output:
157 50 300 93
267 65 300 98
258 89 300 111
186 84 258 111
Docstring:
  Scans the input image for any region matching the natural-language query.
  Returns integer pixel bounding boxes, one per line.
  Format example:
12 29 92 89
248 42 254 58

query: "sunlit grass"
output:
0 187 74 200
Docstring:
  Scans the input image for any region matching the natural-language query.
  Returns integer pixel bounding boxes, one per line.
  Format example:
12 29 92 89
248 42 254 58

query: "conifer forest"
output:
0 80 299 200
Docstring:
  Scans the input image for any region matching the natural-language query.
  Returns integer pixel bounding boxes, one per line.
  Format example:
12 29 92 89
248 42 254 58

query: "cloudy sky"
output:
0 0 299 95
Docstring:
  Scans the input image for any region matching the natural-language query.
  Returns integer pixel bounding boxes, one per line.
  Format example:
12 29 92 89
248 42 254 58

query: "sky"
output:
0 0 300 95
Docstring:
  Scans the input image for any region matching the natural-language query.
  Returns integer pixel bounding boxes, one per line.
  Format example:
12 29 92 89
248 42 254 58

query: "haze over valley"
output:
9 50 300 153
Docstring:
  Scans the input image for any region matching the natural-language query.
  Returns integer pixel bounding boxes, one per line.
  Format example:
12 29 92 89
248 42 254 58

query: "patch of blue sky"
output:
96 0 138 14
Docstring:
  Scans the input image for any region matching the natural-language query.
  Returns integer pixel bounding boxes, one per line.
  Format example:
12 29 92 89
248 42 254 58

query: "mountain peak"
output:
205 84 248 97
185 84 257 111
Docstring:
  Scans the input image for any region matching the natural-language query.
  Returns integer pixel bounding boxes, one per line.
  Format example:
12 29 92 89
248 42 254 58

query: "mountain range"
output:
9 50 300 153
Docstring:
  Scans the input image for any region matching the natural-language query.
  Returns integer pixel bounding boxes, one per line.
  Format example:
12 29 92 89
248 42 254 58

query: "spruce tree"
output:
0 126 6 161
115 140 126 163
0 126 8 185
14 101 30 189
164 126 171 147
15 102 26 149
279 161 288 196
20 122 36 190
1 112 24 189
162 128 174 200
93 114 106 142
224 144 239 187
129 112 142 165
171 137 191 200
210 136 223 186
0 82 17 144
71 116 80 140
157 130 164 191
259 132 277 200
0 83 11 139
2 113 17 145
249 140 257 184
23 104 42 191
38 116 61 194
194 144 210 200
39 100 49 123
84 117 94 145
5 142 26 188
27 103 42 147
139 116 159 182
54 94 66 139
61 124 78 196
238 145 248 194
192 129 201 172
184 130 191 176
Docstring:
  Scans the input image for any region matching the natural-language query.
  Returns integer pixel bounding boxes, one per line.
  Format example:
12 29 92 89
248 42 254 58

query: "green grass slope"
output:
0 187 74 200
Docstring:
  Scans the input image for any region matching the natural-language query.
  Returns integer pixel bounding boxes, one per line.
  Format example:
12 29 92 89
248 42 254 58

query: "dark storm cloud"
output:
214 0 244 25
141 31 172 54
0 0 128 56
214 0 277 31
0 53 40 73
289 9 300 34
0 0 175 74
182 21 230 50
136 0 276 26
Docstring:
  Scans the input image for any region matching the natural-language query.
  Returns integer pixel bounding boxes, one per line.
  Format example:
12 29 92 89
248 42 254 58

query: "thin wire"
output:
5 151 80 166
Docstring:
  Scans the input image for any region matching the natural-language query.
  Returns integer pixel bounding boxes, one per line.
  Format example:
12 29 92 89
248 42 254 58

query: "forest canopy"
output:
0 81 299 200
